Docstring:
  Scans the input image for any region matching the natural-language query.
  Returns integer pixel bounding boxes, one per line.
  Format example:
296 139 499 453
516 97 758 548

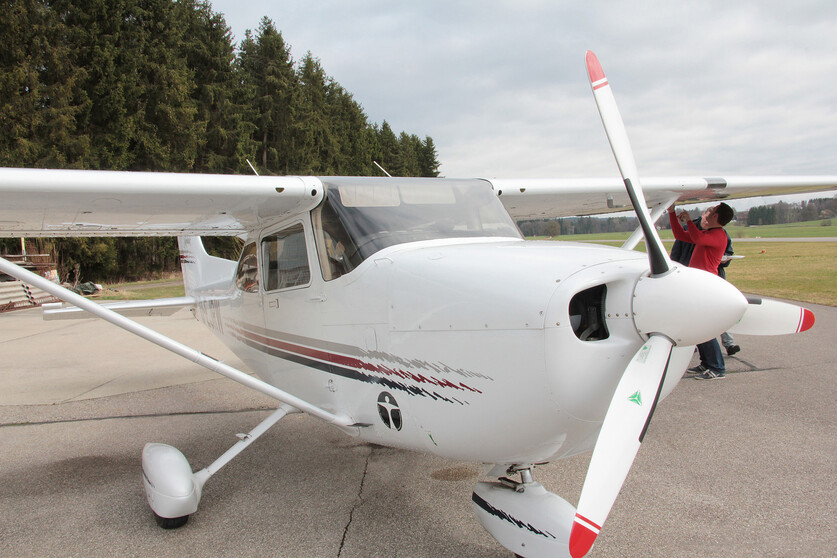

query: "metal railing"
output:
0 281 60 312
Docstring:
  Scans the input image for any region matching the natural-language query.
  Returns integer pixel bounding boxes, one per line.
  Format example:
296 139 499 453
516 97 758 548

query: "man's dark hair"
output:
716 202 734 226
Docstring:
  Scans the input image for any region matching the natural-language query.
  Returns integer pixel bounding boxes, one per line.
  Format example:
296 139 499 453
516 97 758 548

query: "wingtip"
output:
798 308 815 332
569 516 599 558
585 51 606 85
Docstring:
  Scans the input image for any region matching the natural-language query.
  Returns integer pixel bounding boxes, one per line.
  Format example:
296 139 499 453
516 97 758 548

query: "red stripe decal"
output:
798 308 815 332
229 322 482 393
585 51 606 83
569 516 599 558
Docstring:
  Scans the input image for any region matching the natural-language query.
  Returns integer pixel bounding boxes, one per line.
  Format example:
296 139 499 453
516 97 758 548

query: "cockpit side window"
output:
312 199 362 281
235 242 259 293
261 223 311 291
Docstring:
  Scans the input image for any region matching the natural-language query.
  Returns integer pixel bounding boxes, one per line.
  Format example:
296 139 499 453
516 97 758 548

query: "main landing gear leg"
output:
472 464 577 558
141 403 299 528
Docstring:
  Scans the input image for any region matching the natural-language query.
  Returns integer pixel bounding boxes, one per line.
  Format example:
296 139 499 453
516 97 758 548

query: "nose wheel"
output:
154 513 189 529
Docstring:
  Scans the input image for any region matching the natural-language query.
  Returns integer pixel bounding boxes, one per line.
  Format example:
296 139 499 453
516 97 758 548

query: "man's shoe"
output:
726 345 740 356
686 364 707 375
695 369 726 380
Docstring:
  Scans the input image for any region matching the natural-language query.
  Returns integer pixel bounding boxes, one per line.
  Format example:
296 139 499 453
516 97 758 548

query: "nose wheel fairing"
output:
473 474 576 558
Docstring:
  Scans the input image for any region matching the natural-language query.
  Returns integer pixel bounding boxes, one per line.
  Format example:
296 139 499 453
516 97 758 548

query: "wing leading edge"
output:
0 168 324 237
488 176 837 220
2 168 836 237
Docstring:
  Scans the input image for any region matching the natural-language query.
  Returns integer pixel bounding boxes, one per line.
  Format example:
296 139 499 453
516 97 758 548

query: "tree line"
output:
743 198 836 226
0 1 440 281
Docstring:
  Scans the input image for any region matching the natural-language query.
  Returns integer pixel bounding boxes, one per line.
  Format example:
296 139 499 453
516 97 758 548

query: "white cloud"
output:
208 0 837 178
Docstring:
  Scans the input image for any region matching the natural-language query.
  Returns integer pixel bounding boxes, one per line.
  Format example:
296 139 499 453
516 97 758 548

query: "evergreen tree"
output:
0 0 88 167
326 83 373 175
418 136 440 177
377 121 400 175
295 52 338 174
396 132 420 177
238 18 298 174
181 0 254 174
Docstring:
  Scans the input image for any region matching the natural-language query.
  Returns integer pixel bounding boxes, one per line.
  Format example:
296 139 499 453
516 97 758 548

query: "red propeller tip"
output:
569 515 600 558
798 308 815 332
585 51 607 88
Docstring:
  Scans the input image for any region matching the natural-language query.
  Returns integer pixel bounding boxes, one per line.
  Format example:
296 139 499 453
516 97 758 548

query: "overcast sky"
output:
208 0 837 181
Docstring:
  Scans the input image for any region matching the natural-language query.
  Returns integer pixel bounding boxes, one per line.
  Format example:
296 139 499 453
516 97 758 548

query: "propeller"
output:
569 334 673 558
728 296 815 335
571 51 817 558
570 51 747 558
585 51 669 277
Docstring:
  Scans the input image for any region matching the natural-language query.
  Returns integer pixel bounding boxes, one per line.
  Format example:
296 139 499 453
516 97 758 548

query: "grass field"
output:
727 220 836 239
539 218 836 243
99 278 185 300
723 242 837 306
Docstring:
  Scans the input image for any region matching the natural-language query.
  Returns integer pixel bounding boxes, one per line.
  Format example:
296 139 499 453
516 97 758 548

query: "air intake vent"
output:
569 285 609 341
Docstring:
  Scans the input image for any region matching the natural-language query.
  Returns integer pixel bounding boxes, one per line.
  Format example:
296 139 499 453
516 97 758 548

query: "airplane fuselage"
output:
184 179 693 465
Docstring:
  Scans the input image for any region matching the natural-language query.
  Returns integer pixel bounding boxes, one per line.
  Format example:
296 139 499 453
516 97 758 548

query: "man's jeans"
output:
697 338 725 374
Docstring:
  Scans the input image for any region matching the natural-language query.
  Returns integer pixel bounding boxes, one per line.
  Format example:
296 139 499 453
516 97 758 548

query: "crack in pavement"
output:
338 445 372 557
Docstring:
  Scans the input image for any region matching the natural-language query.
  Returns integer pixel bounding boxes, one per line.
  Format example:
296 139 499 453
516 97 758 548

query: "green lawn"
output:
723 242 837 307
99 278 185 300
538 219 836 243
728 220 837 239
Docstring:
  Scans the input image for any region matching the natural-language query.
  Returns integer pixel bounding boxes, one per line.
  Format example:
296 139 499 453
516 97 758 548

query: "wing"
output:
2 168 835 236
0 168 324 237
488 176 837 220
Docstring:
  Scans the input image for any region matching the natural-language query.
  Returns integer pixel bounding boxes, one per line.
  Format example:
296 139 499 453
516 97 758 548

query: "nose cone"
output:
632 265 748 346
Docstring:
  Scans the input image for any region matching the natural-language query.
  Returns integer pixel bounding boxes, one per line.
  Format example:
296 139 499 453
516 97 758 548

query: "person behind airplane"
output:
670 213 741 358
667 202 735 379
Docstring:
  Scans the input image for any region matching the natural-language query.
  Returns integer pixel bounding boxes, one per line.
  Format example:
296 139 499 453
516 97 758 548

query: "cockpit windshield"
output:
311 178 521 280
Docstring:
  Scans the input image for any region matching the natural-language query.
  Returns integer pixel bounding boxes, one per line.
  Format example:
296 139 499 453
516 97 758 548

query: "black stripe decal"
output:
472 491 557 539
234 332 464 405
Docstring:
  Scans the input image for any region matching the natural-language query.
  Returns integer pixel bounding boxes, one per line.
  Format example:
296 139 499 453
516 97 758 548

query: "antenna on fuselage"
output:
373 161 392 177
246 159 260 176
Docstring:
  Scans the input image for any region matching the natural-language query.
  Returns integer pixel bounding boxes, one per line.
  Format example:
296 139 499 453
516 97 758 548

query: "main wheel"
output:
154 512 189 529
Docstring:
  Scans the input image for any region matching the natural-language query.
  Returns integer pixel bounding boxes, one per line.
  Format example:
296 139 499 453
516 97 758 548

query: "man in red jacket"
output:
667 202 735 379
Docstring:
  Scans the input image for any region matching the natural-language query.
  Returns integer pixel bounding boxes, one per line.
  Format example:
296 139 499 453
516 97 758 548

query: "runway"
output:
1 303 835 557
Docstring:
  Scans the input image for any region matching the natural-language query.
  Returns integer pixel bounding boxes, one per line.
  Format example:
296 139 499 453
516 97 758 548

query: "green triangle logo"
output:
628 391 643 406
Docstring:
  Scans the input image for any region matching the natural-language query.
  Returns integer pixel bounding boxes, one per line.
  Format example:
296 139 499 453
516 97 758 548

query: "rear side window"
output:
262 223 311 291
235 243 259 293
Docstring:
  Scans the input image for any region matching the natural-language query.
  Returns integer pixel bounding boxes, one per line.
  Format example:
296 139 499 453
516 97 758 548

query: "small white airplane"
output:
0 52 833 557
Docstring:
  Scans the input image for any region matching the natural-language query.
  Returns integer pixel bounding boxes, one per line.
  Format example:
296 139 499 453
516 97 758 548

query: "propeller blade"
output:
569 334 674 558
727 296 815 335
585 50 669 276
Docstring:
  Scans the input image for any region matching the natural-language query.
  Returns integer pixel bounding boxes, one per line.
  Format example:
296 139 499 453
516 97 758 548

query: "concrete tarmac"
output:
1 304 835 557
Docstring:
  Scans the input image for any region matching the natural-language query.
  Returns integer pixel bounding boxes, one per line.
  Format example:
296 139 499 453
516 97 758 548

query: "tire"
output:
154 513 189 529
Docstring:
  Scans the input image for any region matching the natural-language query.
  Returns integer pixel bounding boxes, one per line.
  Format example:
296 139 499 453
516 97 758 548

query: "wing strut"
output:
0 256 356 429
621 194 680 251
